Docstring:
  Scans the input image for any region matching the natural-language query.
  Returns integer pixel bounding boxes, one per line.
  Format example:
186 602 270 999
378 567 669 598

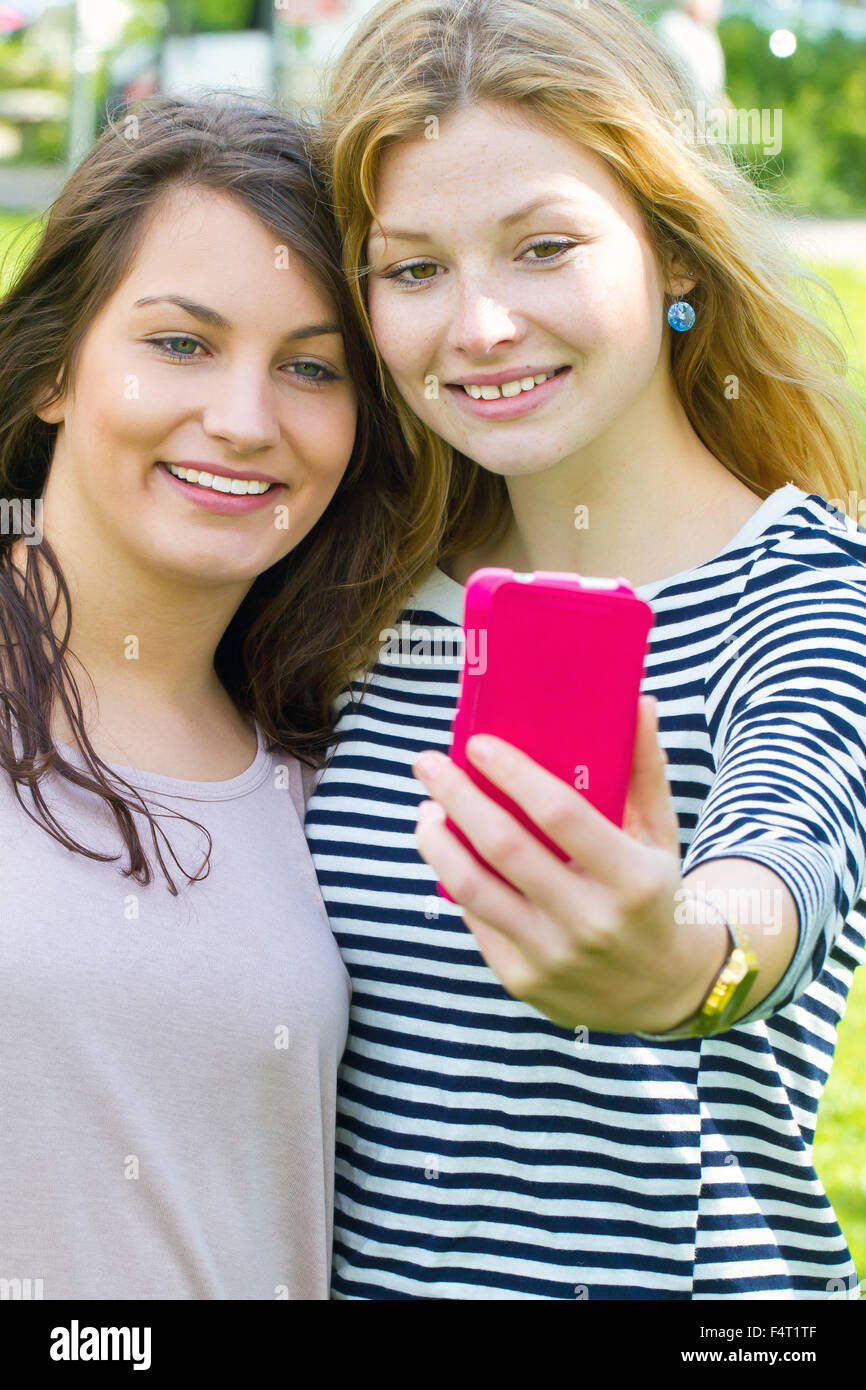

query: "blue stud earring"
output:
667 300 696 332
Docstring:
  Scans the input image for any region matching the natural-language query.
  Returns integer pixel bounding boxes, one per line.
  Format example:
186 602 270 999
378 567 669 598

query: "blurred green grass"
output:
814 956 866 1291
804 259 866 455
0 208 43 292
1 205 865 1286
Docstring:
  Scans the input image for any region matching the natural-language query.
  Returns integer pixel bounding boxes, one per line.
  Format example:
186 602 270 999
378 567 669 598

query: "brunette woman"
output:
0 92 423 1299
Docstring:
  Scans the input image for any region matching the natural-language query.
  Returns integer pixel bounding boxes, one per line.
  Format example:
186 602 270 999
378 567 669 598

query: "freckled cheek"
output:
607 256 658 341
530 276 610 355
588 272 662 370
368 291 431 389
548 253 654 353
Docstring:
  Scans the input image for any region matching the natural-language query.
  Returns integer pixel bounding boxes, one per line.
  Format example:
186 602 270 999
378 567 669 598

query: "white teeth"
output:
165 463 271 495
461 369 559 400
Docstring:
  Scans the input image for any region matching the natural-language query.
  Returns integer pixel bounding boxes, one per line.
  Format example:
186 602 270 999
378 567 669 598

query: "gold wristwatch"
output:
636 906 760 1041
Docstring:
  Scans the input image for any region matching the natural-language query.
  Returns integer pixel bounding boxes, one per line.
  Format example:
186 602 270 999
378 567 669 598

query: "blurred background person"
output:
655 0 733 113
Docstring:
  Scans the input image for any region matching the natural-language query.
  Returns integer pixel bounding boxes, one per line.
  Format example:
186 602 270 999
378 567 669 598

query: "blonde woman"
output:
306 0 866 1298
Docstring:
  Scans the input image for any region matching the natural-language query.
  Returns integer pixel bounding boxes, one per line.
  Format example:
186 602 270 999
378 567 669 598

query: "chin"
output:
469 451 556 478
151 548 275 588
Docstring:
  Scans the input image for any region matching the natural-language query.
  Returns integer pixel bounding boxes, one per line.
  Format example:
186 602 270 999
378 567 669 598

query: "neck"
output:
15 488 250 721
474 371 750 586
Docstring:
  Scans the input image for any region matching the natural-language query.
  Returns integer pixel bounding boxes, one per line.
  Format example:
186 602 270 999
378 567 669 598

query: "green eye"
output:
291 362 338 383
526 241 569 259
407 263 437 279
151 336 201 359
289 361 338 384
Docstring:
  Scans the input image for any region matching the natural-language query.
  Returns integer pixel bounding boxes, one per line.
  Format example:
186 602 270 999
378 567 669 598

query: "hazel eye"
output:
523 240 576 261
383 260 441 287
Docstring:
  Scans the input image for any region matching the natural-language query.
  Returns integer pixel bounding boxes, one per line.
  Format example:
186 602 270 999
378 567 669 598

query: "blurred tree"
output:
165 0 262 33
720 17 866 213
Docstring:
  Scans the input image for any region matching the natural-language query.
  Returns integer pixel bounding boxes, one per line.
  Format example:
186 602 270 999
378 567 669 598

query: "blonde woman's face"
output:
366 101 690 480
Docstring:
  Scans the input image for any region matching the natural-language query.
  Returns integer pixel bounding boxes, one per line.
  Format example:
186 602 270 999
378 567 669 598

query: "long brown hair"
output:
317 0 865 554
0 94 436 892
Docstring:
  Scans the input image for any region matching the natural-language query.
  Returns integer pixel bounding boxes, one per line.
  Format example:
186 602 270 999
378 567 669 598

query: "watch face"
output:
727 949 749 984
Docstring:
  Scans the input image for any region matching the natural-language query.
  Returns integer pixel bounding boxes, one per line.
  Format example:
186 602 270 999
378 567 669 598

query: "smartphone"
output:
435 568 655 903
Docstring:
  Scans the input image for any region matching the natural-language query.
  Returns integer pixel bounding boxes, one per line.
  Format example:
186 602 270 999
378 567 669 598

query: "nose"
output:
201 364 282 454
446 277 522 357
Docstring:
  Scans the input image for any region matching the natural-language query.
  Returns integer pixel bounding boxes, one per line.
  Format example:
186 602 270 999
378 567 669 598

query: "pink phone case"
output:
436 568 655 903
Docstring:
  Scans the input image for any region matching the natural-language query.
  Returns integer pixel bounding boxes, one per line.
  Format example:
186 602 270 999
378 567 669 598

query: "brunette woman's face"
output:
35 183 357 587
366 101 692 479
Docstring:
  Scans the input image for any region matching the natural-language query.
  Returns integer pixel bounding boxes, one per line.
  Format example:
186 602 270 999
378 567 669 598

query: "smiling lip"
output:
446 366 571 420
447 366 567 388
157 462 284 515
163 460 284 485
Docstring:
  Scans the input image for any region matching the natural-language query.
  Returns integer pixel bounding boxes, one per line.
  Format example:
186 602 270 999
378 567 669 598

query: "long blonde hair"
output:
317 0 865 566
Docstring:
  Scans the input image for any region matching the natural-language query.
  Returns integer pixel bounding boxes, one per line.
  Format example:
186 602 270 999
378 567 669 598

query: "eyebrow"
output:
368 196 580 245
132 295 341 340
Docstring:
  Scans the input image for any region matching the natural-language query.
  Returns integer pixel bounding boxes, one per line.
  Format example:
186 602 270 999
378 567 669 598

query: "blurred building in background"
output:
721 0 866 36
1 0 865 214
0 0 378 197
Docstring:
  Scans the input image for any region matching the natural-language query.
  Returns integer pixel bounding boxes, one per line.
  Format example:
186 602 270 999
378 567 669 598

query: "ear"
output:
31 377 66 425
666 252 697 299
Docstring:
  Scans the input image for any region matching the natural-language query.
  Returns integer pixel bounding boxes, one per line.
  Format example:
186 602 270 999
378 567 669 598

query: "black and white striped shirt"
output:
306 482 866 1299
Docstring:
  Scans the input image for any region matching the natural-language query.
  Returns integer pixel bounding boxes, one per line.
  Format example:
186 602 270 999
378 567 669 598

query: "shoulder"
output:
253 730 323 817
738 491 866 603
298 759 320 807
689 490 866 698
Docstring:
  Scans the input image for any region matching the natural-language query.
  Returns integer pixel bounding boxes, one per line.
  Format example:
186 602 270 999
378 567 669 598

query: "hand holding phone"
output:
437 568 655 902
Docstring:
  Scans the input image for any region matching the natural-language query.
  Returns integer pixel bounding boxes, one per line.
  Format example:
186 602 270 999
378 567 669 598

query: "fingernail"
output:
415 752 444 780
417 799 444 822
466 735 495 763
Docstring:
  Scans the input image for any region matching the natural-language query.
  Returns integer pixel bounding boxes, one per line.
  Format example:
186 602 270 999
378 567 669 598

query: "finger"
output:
459 728 647 893
461 905 541 998
623 697 680 855
414 800 552 963
413 751 609 922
